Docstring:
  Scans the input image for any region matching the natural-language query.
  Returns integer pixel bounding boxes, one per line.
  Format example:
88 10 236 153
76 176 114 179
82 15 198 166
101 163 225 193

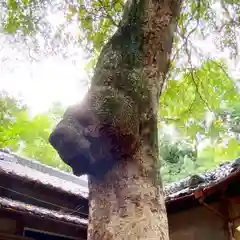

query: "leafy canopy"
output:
0 91 71 172
1 0 240 182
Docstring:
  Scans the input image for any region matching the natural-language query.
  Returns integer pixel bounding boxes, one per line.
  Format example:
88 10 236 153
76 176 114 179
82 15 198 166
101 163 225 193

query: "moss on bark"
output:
50 0 182 239
87 0 183 239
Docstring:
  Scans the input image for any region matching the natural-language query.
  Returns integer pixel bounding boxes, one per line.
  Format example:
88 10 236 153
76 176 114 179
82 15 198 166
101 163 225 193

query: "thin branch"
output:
220 0 239 26
174 0 215 113
169 0 201 78
97 0 118 26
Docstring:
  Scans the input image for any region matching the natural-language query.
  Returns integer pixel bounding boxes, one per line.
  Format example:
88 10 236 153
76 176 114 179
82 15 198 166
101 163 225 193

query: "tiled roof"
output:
0 151 88 199
164 158 240 202
1 149 240 203
0 197 88 226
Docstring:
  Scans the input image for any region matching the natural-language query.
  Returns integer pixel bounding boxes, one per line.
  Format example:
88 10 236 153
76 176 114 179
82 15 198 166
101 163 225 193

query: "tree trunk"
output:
88 0 182 239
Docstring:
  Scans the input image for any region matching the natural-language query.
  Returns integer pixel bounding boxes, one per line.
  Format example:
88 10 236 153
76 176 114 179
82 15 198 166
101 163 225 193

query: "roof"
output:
1 149 240 205
0 197 88 227
0 151 88 199
164 157 240 203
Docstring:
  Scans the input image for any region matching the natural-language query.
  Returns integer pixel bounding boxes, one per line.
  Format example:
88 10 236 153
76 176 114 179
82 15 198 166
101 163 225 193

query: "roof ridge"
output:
1 149 240 202
0 196 88 226
164 157 240 201
0 150 88 187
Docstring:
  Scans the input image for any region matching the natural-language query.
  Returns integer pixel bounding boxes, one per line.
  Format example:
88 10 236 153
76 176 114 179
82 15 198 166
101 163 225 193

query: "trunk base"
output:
88 148 169 240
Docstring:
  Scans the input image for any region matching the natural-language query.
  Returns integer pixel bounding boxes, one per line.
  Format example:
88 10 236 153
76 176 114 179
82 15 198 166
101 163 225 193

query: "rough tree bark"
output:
49 0 182 239
87 1 182 239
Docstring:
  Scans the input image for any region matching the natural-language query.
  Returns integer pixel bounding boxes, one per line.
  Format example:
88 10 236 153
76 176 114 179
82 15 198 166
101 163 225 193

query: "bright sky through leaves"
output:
0 0 240 183
0 2 239 115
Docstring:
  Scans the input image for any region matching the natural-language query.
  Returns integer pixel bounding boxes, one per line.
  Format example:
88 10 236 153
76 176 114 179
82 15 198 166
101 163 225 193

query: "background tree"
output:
0 90 28 150
159 133 198 183
1 0 239 183
0 91 71 171
160 59 240 173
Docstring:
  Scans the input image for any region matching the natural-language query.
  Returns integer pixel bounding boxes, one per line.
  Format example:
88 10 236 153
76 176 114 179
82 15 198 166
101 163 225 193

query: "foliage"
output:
160 59 240 139
0 91 71 172
0 90 28 150
2 86 239 183
2 0 239 68
159 134 199 183
159 59 240 182
1 0 240 183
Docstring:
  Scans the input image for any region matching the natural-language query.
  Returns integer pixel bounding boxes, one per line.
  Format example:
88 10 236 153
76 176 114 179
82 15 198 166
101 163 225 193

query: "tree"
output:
159 134 198 183
0 90 28 150
159 59 240 167
48 0 182 239
0 91 71 171
160 59 240 137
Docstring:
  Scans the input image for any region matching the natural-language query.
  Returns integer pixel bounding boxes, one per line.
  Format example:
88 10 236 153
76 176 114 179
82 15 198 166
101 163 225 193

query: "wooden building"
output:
0 150 88 240
1 150 240 239
166 158 240 240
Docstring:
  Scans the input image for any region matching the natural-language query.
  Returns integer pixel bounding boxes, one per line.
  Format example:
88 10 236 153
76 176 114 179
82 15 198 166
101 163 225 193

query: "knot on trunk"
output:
49 86 140 179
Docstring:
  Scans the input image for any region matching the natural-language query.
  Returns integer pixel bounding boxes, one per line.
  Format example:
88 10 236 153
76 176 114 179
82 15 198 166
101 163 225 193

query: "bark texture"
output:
49 0 182 239
88 0 182 239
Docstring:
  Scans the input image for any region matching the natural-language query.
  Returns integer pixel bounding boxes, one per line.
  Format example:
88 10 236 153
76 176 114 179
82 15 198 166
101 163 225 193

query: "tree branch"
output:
97 0 118 26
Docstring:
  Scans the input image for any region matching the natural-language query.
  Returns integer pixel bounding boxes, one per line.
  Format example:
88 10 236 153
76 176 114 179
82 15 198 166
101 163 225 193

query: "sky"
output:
0 2 239 171
0 40 89 115
1 37 239 117
0 6 90 116
0 3 239 116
